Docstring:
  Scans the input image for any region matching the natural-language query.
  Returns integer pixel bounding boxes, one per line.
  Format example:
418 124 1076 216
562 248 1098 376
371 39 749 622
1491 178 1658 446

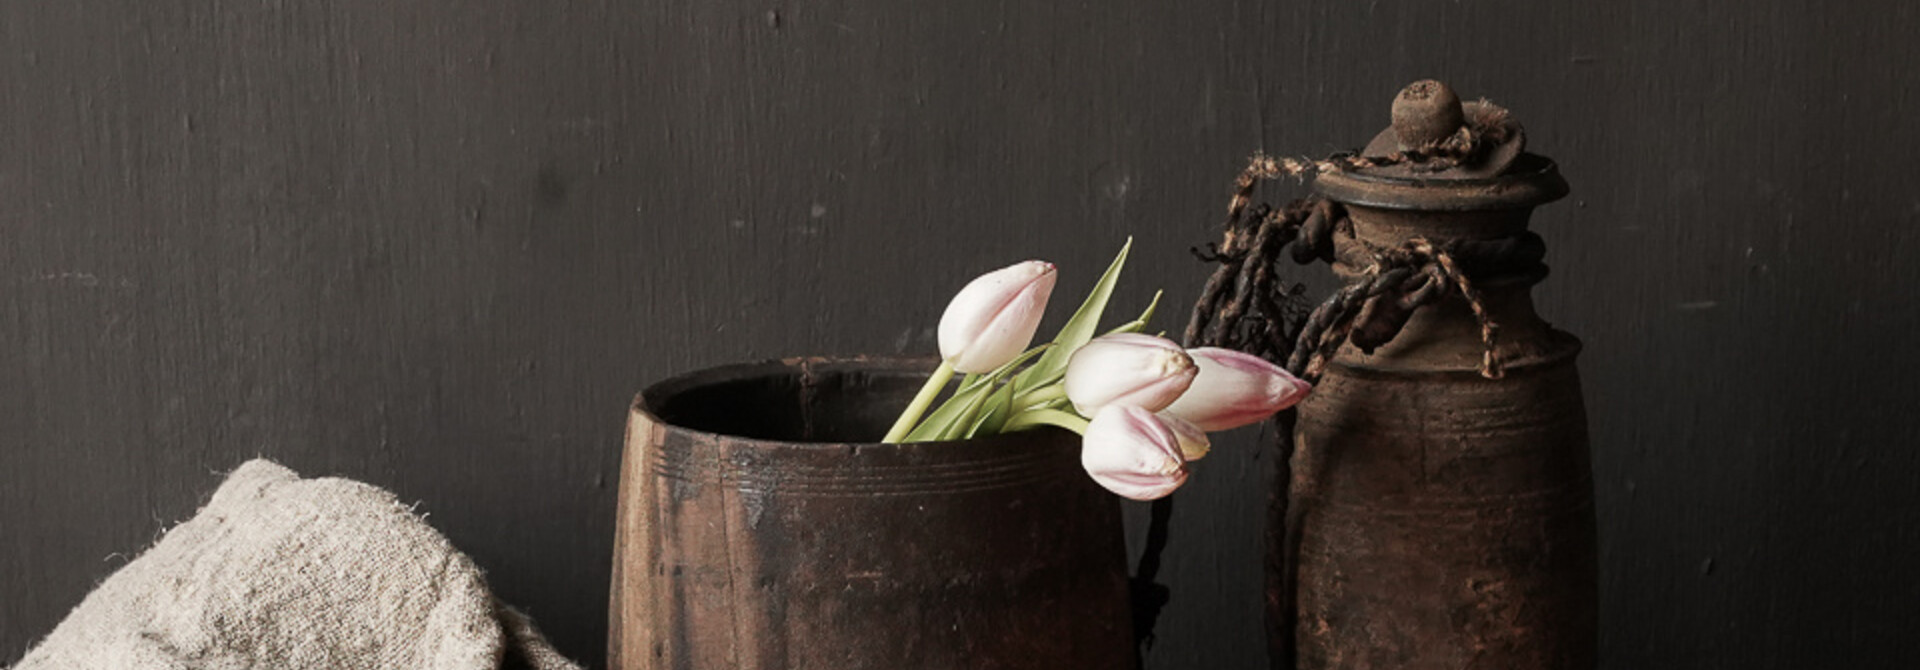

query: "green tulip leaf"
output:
904 381 983 442
1101 290 1163 336
1027 238 1130 380
964 382 1017 439
941 385 994 441
1001 407 1092 435
906 344 1050 442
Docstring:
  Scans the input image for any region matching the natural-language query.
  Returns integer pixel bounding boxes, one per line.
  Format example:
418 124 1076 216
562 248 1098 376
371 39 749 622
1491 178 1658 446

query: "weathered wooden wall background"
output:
4 1 1916 667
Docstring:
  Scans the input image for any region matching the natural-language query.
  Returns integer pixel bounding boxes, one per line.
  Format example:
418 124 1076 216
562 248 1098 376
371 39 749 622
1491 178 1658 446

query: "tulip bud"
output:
1161 347 1312 432
937 260 1058 374
1064 333 1197 415
1081 405 1188 500
1160 414 1211 461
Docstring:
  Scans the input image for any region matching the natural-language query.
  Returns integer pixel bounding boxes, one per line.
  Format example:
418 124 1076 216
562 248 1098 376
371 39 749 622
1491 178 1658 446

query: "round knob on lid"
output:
1390 79 1465 150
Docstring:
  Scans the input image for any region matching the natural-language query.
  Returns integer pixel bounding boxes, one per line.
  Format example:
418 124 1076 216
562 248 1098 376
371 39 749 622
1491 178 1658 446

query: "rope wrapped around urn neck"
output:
1184 161 1547 380
1186 92 1529 369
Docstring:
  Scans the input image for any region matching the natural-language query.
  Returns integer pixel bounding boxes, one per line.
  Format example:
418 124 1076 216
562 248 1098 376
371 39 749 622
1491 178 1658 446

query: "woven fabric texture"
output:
10 460 580 670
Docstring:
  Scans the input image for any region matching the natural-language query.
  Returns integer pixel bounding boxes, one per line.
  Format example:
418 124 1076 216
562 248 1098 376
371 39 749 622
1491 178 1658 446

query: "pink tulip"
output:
1161 347 1312 431
1064 333 1197 415
1081 405 1189 500
1160 414 1211 461
937 260 1057 374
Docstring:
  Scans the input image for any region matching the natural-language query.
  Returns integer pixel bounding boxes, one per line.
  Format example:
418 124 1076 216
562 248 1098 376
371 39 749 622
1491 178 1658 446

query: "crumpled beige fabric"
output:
10 460 581 670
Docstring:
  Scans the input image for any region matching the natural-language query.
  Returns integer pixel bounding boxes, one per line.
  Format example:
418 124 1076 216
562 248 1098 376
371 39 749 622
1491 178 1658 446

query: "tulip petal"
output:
1161 347 1312 431
1159 414 1211 461
1064 333 1197 415
1081 405 1189 500
937 261 1057 373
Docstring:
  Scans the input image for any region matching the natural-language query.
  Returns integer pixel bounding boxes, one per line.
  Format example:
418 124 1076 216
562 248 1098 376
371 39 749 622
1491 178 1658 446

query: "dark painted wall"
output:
4 1 1915 667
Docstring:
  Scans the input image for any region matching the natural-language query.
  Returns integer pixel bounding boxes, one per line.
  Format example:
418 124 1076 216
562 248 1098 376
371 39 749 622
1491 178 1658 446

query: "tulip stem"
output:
1012 384 1066 410
883 360 956 443
1001 408 1090 435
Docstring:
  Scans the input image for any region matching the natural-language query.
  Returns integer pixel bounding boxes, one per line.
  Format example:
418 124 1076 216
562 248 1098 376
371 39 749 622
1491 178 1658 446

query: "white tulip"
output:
1160 414 1211 461
937 260 1057 374
1161 347 1312 431
1063 333 1197 415
1081 405 1189 500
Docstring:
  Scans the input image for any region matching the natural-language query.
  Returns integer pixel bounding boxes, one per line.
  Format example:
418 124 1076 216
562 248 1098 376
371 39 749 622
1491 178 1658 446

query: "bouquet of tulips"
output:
884 240 1312 500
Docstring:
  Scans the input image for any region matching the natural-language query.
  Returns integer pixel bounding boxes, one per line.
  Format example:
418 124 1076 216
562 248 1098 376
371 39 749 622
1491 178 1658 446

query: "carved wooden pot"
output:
611 356 1137 670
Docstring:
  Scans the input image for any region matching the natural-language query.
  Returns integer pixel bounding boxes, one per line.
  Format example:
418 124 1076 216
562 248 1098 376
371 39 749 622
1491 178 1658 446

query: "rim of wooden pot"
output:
632 355 1076 451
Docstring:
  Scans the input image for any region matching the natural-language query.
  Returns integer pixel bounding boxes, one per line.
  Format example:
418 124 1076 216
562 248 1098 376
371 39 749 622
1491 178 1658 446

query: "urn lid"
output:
1314 80 1569 212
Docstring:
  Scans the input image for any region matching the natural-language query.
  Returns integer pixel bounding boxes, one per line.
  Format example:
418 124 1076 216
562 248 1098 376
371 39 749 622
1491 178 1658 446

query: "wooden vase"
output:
611 356 1137 670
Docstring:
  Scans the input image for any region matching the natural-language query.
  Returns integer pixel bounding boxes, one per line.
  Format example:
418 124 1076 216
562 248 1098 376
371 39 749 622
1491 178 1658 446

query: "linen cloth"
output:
10 460 580 670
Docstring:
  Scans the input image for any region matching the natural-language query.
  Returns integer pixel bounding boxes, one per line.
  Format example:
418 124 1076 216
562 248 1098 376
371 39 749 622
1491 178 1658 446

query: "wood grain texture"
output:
3 1 1915 667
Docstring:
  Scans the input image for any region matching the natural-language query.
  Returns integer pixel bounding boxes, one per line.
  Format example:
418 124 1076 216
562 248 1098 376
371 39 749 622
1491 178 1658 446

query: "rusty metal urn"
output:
1284 83 1598 668
611 356 1137 670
